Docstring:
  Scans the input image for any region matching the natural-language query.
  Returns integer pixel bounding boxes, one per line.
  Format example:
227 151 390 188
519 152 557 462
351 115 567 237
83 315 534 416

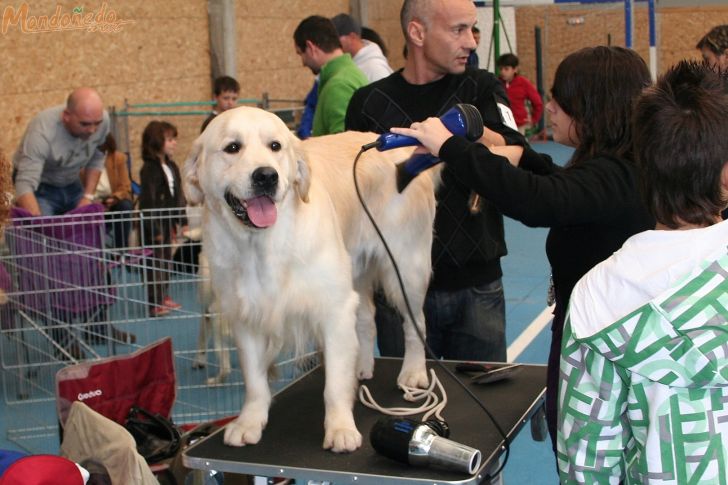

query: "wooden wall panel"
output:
4 1 728 196
1 0 210 182
234 0 349 102
363 0 406 70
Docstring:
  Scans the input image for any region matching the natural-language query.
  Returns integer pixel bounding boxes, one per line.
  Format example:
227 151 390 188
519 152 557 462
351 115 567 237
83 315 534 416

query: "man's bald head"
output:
400 0 435 40
399 0 477 83
62 87 105 140
66 87 103 114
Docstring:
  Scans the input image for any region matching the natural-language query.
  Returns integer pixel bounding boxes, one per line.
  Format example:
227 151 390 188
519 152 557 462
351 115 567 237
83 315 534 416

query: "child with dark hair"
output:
558 60 728 484
390 46 655 458
497 53 543 135
201 75 241 132
139 121 186 317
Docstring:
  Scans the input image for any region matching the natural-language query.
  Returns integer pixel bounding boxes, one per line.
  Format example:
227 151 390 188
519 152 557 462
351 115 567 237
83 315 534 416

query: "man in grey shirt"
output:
13 87 110 216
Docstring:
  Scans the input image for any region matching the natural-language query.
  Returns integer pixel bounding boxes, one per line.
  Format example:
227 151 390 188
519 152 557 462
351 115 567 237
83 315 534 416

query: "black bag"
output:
124 405 182 464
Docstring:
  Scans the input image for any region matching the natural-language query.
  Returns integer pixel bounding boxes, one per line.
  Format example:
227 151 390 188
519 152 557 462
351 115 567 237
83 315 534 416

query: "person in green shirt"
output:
293 15 368 136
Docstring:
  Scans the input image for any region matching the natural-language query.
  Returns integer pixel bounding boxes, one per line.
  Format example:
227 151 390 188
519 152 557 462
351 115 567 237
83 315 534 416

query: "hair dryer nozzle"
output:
395 153 438 192
370 417 482 475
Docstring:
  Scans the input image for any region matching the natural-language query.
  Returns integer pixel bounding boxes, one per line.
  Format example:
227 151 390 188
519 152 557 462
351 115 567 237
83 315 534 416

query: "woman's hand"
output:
389 118 453 157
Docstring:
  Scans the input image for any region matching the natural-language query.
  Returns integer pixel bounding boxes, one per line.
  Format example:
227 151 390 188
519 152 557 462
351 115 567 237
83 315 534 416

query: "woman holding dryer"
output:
389 46 655 456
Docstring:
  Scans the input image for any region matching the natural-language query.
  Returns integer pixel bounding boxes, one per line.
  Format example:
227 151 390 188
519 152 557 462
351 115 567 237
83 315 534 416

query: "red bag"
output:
56 338 176 426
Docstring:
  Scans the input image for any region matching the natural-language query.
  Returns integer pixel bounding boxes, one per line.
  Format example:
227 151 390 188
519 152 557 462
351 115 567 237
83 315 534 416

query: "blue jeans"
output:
35 181 83 216
424 279 506 361
374 279 507 362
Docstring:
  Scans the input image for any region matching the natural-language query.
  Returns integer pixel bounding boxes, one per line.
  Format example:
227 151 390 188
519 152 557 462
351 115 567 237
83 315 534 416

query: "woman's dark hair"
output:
633 61 728 228
98 133 117 155
550 46 651 166
361 26 388 57
142 120 177 163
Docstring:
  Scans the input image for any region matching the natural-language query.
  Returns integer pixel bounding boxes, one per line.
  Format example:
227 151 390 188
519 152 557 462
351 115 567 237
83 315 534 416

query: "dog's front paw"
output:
223 416 266 446
397 366 429 389
323 426 362 453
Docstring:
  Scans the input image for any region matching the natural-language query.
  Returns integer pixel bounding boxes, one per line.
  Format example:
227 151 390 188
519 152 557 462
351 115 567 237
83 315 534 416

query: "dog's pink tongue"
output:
247 195 277 228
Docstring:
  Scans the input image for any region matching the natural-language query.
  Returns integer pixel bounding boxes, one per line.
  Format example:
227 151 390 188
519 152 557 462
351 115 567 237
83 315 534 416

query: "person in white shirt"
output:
331 13 393 83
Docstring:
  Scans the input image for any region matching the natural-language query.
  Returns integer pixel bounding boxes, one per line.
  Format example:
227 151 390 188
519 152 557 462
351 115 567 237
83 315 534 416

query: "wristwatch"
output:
83 193 95 201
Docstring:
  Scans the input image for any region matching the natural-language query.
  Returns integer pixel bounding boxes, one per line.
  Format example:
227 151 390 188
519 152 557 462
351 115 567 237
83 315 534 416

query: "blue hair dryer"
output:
372 104 483 192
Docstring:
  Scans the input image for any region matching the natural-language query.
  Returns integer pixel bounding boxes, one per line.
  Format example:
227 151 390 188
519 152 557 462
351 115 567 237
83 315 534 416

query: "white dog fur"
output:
184 106 437 452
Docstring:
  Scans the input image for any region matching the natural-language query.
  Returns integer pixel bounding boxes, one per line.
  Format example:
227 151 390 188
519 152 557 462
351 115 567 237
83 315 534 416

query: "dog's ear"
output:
293 139 311 203
183 137 205 204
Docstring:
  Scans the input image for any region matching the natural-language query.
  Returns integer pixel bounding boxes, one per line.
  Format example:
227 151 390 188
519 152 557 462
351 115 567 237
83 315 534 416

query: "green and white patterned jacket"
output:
557 230 728 484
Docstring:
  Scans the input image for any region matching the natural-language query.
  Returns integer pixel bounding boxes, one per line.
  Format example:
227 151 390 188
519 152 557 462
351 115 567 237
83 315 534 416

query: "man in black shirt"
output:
345 0 525 361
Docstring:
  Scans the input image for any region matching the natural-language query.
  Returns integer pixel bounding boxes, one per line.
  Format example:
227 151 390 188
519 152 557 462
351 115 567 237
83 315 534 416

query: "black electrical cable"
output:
353 144 511 481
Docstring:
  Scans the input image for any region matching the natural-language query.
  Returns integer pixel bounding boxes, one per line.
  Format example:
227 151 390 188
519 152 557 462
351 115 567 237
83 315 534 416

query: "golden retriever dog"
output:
184 106 436 452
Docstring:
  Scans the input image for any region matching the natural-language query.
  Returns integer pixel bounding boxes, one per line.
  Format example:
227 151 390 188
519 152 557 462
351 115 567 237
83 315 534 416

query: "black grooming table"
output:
183 358 546 485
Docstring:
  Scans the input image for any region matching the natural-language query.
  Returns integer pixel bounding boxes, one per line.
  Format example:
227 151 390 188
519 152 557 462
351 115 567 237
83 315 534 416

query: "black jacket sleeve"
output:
439 136 638 228
472 72 527 147
138 162 160 212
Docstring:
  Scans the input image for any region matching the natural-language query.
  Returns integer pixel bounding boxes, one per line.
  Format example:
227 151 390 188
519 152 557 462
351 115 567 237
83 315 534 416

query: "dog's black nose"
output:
251 167 278 193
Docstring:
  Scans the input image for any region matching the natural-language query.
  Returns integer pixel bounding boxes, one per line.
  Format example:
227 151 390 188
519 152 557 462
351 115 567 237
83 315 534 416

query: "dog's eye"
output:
223 142 241 154
270 141 281 152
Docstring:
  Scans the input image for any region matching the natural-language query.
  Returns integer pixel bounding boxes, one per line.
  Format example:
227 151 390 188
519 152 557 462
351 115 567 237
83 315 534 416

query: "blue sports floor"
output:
0 140 573 483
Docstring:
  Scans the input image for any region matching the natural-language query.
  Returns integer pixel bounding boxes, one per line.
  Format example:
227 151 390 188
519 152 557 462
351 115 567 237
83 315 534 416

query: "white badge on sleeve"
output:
497 103 518 131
